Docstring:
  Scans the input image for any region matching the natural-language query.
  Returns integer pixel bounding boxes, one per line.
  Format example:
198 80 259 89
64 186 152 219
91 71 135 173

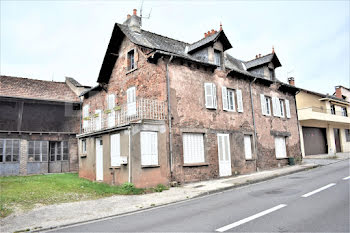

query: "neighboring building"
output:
78 10 301 188
334 85 350 102
292 79 350 156
0 76 89 176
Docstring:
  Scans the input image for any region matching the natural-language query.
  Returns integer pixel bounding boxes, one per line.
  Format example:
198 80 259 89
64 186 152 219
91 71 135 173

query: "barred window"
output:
28 141 48 162
0 139 20 163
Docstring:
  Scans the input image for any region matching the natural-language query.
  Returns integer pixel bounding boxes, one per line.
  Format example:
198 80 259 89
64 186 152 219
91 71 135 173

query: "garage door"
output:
302 127 327 155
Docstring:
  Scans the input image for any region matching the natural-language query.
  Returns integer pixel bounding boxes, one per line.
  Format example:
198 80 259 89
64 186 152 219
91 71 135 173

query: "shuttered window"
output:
110 134 121 166
222 87 243 112
28 141 48 162
127 87 136 116
183 133 205 164
275 136 287 159
279 99 285 118
107 94 116 128
204 83 217 109
260 94 271 116
141 131 158 166
244 135 253 160
0 139 20 163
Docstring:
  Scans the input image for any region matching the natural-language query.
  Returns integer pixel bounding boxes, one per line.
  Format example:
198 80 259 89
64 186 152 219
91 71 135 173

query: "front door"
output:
95 138 103 181
217 134 232 177
334 128 341 153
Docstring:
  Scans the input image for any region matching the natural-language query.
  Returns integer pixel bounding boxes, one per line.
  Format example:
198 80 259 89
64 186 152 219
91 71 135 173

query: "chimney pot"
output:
220 22 223 31
127 14 131 19
335 86 342 99
133 9 137 15
204 32 207 38
288 77 295 86
255 55 258 59
259 54 261 58
208 30 211 35
211 29 215 34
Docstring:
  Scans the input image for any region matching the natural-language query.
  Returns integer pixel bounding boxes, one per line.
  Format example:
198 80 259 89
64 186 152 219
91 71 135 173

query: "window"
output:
204 83 217 109
214 50 221 66
244 135 253 160
107 94 116 128
279 99 285 118
127 49 135 71
183 133 205 164
0 139 20 162
345 129 350 142
269 68 275 80
28 141 48 162
110 134 121 166
83 104 90 131
82 139 87 154
330 104 336 115
260 94 271 116
127 87 136 116
49 141 68 161
341 107 348 117
94 109 102 131
141 132 158 166
222 87 244 112
275 136 287 159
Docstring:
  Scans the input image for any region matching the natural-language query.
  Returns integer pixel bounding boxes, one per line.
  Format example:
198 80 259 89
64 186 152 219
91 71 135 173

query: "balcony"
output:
81 98 167 134
298 107 350 125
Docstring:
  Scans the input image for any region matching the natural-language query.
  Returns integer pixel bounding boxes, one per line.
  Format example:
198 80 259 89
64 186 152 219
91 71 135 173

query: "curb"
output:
27 164 319 233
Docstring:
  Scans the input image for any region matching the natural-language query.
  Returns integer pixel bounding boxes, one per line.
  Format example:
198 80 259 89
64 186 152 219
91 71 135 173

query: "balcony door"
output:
217 134 232 177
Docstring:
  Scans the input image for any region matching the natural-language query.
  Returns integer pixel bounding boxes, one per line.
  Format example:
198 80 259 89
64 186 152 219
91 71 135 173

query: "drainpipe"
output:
128 126 132 183
166 55 174 178
249 77 258 171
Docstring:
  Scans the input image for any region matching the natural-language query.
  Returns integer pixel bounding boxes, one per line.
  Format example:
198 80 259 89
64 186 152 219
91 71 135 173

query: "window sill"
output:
80 155 87 158
141 165 160 168
126 67 137 75
109 166 121 169
0 161 19 164
276 157 288 160
183 163 209 167
245 158 255 161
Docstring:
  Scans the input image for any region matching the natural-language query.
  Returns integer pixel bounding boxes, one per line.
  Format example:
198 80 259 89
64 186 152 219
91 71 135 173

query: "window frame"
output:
127 49 135 71
330 104 336 115
82 139 87 154
28 141 48 162
345 129 350 142
140 131 158 166
243 135 254 160
265 96 272 116
182 133 205 164
0 139 20 163
227 88 236 111
49 141 69 162
214 50 221 66
279 99 285 118
341 107 348 117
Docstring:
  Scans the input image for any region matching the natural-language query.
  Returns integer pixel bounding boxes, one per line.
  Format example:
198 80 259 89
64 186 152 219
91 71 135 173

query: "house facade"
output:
0 76 88 176
78 10 301 188
294 81 350 156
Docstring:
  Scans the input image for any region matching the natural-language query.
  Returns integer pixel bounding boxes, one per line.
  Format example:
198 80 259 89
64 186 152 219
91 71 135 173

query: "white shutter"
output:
272 97 280 117
275 136 287 158
244 135 252 159
260 94 267 115
285 99 291 118
236 89 243 112
107 94 116 128
204 83 213 108
127 87 136 116
108 94 115 109
95 109 102 131
141 132 158 166
280 100 285 118
213 84 217 109
183 133 204 164
110 134 120 166
222 86 228 111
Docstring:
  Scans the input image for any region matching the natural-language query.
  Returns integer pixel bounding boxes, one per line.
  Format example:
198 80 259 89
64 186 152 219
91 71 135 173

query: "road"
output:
53 159 349 232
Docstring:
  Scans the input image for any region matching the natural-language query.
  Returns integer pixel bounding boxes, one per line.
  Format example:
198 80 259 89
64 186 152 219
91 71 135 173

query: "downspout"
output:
166 55 174 178
249 77 258 171
128 126 132 183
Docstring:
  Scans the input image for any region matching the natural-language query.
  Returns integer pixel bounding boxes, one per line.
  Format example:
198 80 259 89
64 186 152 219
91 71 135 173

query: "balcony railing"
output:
82 98 167 134
303 107 348 117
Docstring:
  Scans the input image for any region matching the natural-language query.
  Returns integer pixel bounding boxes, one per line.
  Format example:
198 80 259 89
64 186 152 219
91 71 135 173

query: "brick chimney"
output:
335 86 342 99
288 77 295 86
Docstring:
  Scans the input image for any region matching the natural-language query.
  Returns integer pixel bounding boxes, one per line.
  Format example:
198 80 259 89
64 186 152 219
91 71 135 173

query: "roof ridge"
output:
190 31 219 45
0 75 66 84
245 53 273 63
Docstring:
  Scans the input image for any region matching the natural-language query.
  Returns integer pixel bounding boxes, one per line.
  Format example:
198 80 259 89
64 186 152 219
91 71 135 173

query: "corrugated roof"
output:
0 75 80 103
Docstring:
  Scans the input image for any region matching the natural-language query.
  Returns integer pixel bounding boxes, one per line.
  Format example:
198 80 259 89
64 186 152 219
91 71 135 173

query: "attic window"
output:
127 49 135 71
214 50 221 66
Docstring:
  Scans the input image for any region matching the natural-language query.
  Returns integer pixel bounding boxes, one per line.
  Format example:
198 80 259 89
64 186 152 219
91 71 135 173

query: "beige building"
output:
292 79 350 156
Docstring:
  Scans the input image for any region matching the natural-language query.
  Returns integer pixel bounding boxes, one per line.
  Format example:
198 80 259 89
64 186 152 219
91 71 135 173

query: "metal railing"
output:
299 107 348 117
82 98 167 134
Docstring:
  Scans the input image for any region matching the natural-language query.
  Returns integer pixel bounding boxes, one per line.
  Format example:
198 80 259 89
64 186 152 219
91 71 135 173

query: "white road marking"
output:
342 176 350 180
301 183 336 197
215 204 287 232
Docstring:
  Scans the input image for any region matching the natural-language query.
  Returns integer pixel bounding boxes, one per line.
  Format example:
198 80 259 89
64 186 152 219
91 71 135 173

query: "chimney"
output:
127 14 131 19
255 55 258 59
288 77 295 86
125 9 141 33
204 32 208 38
335 86 342 99
220 22 223 31
211 29 215 34
259 54 261 58
272 46 275 54
133 9 137 15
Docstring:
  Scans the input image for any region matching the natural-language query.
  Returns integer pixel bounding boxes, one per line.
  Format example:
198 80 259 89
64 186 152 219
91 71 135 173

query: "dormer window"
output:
214 50 221 66
269 68 275 80
127 49 135 71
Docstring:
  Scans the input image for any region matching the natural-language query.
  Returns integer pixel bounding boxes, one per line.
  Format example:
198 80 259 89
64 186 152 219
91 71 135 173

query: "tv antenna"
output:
139 0 152 27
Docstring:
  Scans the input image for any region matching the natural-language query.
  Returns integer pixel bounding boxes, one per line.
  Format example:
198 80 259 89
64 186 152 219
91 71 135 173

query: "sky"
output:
1 0 349 95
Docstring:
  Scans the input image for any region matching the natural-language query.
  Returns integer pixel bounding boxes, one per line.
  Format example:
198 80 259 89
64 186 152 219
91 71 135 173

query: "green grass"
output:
0 173 144 218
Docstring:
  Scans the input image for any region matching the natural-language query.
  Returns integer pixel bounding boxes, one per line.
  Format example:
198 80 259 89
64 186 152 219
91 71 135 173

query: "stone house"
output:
293 80 350 156
0 76 89 175
78 10 301 188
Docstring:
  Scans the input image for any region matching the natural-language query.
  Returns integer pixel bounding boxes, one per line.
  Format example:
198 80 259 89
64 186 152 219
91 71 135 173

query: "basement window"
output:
127 49 135 71
0 139 20 163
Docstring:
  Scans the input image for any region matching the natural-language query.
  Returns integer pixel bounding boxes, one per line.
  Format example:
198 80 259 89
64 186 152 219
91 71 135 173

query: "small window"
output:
82 139 87 154
269 68 275 80
265 96 272 116
28 141 48 162
227 89 235 111
275 136 287 159
345 129 350 142
330 105 336 115
141 132 158 166
127 49 135 71
183 133 205 164
279 99 285 118
214 50 221 66
244 135 253 160
341 107 347 117
0 139 20 163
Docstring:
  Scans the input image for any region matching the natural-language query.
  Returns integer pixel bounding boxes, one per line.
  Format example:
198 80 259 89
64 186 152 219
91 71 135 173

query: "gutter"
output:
128 126 132 183
249 77 259 171
166 55 174 178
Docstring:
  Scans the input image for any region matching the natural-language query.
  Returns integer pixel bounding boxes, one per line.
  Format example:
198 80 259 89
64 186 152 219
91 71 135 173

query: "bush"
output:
153 184 169 192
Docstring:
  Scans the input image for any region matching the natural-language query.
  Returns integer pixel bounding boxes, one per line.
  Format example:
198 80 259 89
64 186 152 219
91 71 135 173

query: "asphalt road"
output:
53 159 350 232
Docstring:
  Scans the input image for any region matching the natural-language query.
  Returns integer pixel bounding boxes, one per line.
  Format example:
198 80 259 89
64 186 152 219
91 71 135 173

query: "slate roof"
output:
0 75 80 103
244 53 281 70
66 77 90 88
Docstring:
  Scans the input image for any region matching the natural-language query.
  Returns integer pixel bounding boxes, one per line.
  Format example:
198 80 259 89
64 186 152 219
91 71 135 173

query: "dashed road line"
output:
301 183 336 198
342 176 350 180
215 204 287 232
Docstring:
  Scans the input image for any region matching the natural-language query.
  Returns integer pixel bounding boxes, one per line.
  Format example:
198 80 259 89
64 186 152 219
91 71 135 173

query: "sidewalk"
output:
0 163 320 233
303 152 350 166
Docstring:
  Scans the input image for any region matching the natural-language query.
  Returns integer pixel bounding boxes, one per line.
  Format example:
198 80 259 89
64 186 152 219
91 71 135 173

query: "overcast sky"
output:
1 0 349 94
